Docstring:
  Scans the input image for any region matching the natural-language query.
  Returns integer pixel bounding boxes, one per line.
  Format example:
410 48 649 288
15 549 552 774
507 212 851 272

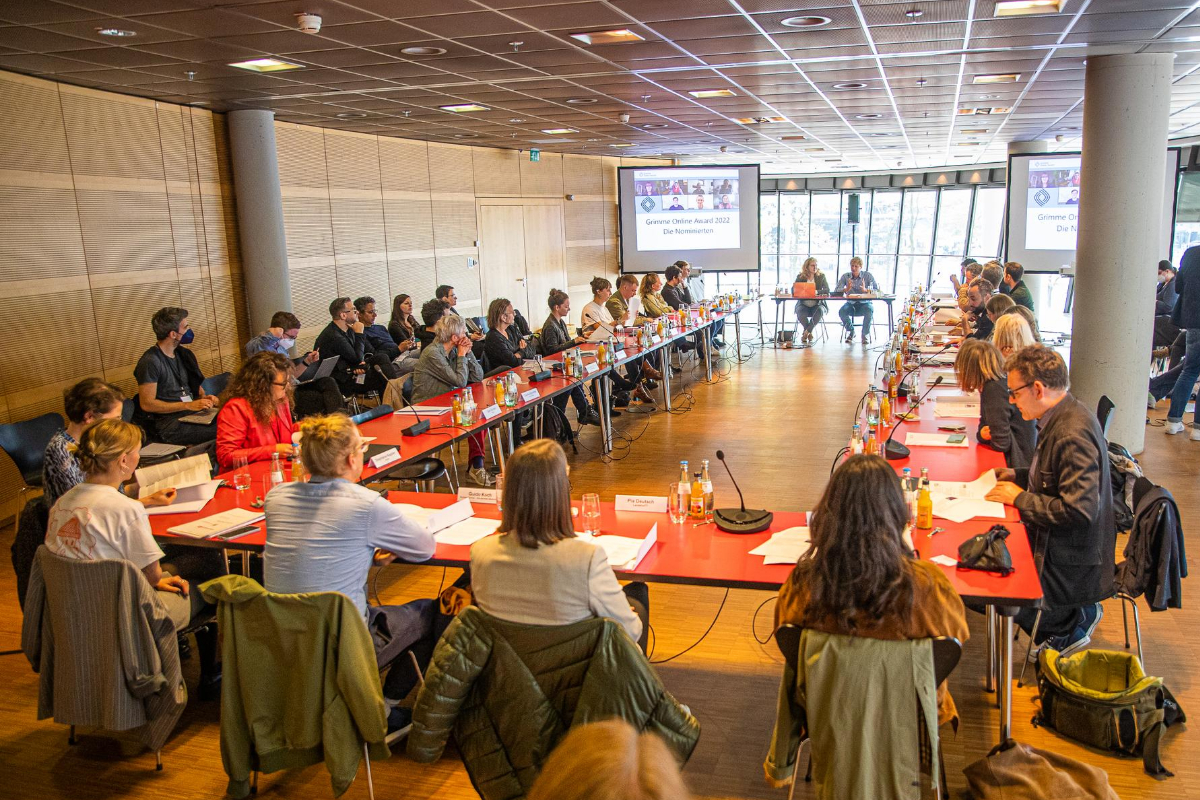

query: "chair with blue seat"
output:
0 411 64 519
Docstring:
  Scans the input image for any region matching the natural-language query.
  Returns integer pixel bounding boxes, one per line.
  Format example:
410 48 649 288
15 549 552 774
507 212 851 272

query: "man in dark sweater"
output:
314 297 399 396
986 346 1115 657
1002 262 1035 312
964 277 996 341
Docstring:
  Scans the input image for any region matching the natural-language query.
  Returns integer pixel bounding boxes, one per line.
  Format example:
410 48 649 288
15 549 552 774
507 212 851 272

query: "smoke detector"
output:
296 13 322 33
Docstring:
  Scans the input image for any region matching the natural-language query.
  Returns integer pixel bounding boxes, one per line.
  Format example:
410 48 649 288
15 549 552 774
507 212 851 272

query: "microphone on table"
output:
376 365 431 436
712 449 774 534
884 376 943 460
896 342 956 398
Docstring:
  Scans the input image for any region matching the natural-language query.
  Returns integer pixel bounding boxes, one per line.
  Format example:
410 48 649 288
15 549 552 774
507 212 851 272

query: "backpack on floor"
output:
538 404 577 454
1033 648 1184 776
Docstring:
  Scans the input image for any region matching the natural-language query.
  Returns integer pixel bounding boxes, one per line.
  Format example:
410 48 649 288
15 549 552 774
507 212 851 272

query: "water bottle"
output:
902 467 916 519
865 386 881 427
505 373 518 406
851 423 863 455
269 453 284 489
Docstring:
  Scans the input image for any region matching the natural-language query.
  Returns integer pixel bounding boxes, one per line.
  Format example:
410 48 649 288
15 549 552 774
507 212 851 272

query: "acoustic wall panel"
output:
473 147 521 196
519 151 564 197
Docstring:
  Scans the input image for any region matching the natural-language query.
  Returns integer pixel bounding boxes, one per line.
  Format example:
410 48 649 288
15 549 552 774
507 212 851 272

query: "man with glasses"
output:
984 346 1114 659
315 297 400 397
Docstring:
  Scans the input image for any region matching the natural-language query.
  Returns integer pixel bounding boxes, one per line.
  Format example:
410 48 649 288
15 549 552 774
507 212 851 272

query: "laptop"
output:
179 407 218 426
295 355 339 385
792 281 817 299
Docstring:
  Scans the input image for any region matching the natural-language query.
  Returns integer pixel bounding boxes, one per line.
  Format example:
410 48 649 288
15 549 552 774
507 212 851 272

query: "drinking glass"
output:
581 493 602 535
494 473 504 512
233 456 251 492
668 483 687 524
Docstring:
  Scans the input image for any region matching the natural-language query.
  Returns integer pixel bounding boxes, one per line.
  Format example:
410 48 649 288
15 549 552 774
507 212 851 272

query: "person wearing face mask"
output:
246 311 342 417
315 296 401 397
134 306 216 446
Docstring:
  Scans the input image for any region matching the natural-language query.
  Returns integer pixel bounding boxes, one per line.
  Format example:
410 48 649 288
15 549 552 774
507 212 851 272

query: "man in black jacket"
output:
986 346 1115 657
1166 245 1200 438
314 297 399 396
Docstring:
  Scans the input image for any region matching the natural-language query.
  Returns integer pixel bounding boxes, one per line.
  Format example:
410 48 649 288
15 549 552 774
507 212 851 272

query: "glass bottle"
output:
865 386 881 427
452 392 463 426
269 453 284 488
865 430 878 455
851 423 863 454
700 460 714 522
916 468 933 529
689 472 706 519
291 444 305 482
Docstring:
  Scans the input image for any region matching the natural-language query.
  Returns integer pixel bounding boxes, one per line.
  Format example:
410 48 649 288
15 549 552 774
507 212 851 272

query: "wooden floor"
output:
1 335 1196 800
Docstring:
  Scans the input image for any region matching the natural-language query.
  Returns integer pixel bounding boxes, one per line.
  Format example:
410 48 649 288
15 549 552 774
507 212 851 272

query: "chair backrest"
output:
776 623 962 685
417 325 435 347
121 397 135 422
350 404 393 426
402 375 414 404
201 371 231 398
0 412 64 485
1097 394 1115 437
484 364 509 379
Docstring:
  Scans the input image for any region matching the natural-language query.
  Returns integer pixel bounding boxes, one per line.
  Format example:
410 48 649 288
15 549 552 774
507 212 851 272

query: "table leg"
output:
985 605 996 692
241 550 251 577
998 611 1014 742
491 427 506 472
598 376 613 454
757 299 765 344
661 344 673 409
887 299 894 334
773 301 782 348
505 419 515 455
703 330 713 381
734 312 742 354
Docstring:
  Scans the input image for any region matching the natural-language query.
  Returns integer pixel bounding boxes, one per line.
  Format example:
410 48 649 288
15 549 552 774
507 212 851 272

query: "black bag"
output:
957 524 1014 575
538 402 577 453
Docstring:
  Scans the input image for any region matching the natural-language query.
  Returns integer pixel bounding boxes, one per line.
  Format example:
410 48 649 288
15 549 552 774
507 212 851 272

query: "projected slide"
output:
1025 156 1081 251
631 168 741 252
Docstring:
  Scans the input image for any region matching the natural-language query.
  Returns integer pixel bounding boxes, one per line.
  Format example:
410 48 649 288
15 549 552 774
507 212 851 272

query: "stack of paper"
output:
167 507 264 539
393 406 452 418
394 500 499 546
934 393 981 418
927 471 1007 523
933 307 962 323
135 454 222 515
577 523 658 570
749 526 811 565
904 432 970 448
926 369 958 386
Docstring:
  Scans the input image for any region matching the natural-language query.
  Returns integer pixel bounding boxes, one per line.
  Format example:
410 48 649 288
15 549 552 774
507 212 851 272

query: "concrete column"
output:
1070 54 1174 454
227 109 291 336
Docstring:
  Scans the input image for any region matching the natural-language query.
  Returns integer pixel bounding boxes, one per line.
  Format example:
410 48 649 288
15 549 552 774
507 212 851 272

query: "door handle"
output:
516 277 527 284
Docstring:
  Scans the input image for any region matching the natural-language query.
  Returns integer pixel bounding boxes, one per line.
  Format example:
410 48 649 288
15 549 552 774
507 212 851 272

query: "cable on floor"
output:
649 588 730 664
752 595 778 645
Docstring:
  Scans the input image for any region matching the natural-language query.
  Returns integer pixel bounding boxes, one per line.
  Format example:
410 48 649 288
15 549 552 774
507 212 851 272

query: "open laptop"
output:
792 281 816 299
179 407 218 426
295 354 339 385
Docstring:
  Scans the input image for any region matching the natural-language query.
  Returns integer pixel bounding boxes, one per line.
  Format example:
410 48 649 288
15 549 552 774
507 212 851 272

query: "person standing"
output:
985 346 1114 657
835 257 879 343
1165 246 1200 439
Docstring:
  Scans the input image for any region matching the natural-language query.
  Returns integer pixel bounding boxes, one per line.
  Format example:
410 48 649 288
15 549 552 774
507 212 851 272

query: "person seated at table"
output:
470 439 649 653
992 313 1038 362
955 261 983 311
581 278 655 406
527 719 691 800
985 293 1015 325
954 339 1036 469
246 311 342 417
215 352 295 473
45 418 221 698
134 306 217 446
662 266 713 360
315 297 401 397
540 289 602 427
263 413 438 739
985 346 1113 659
607 274 648 327
835 257 879 343
387 293 422 375
354 295 400 361
413 315 494 486
961 277 996 341
773 454 968 730
44 378 176 509
484 297 537 369
1002 262 1035 311
793 257 830 345
1000 305 1042 344
638 273 674 320
678 261 725 346
950 258 977 298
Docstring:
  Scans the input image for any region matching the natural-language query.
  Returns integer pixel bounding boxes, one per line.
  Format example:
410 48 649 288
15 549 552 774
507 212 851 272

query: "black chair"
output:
1097 394 1115 437
775 624 961 800
416 325 435 349
200 372 231 398
483 364 509 379
390 458 449 493
0 412 64 519
350 404 393 426
121 398 135 422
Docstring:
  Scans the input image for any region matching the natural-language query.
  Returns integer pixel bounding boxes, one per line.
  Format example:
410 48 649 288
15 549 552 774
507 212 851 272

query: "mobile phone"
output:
947 433 967 444
938 423 966 432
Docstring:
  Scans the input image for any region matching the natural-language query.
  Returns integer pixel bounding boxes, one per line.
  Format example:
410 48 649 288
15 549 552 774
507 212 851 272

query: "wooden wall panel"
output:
0 70 244 521
379 137 430 193
428 143 481 313
380 137 436 311
519 151 564 197
472 148 521 196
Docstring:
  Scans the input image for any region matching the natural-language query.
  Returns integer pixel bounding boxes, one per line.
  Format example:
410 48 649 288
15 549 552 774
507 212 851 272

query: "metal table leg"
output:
598 376 613 454
887 298 895 334
734 312 742 354
703 330 713 381
661 344 673 409
773 300 782 348
491 427 506 471
998 611 1014 742
241 550 251 577
985 605 996 692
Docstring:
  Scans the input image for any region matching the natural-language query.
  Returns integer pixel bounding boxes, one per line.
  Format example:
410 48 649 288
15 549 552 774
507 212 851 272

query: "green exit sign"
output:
530 148 540 162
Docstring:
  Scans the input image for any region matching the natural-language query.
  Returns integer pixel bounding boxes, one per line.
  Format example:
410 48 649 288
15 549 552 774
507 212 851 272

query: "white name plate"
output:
615 494 668 513
651 335 663 344
614 348 627 359
584 362 600 375
368 447 401 468
458 486 498 505
480 404 502 421
520 388 541 403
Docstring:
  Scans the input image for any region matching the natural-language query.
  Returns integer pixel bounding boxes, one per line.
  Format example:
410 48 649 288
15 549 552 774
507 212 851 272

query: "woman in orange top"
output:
775 454 969 727
215 352 295 472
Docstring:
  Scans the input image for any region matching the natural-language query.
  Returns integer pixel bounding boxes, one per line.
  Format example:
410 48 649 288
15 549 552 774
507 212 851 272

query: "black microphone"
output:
896 341 955 397
376 365 431 436
712 449 774 534
883 376 943 460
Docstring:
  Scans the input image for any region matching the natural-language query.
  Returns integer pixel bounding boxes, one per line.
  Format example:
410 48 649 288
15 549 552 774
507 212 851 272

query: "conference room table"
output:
767 293 897 346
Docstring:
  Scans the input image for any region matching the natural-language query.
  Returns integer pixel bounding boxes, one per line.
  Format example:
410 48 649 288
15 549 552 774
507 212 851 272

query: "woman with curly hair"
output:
215 351 296 472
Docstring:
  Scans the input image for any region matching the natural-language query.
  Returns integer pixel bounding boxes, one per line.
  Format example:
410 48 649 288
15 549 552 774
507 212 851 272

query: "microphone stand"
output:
896 341 956 398
377 365 431 436
883 376 943 460
712 449 774 534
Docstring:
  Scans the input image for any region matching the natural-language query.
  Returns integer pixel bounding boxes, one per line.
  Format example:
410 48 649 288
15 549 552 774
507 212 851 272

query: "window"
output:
968 186 1006 262
896 190 937 297
809 193 841 255
868 191 902 288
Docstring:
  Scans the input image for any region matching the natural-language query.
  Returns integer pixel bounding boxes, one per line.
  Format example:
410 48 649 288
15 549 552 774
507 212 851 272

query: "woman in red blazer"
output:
216 352 296 472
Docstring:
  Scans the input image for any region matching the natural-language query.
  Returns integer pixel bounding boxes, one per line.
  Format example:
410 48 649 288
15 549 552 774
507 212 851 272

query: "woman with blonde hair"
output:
953 338 1036 468
992 312 1037 361
793 257 830 344
470 439 649 652
638 273 673 319
216 351 296 472
1001 304 1042 343
44 418 221 696
527 719 691 800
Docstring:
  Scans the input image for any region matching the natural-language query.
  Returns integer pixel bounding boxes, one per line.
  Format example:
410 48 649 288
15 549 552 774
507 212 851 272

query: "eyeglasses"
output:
1006 382 1032 398
271 380 289 387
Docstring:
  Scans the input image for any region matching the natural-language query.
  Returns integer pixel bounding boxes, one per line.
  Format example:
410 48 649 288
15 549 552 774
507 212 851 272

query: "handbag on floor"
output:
1033 647 1185 776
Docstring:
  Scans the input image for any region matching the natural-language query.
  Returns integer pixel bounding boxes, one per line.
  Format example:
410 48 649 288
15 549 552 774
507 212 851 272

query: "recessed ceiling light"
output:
569 28 645 45
905 9 924 18
832 82 869 90
956 141 982 146
805 147 825 152
688 89 736 98
440 103 488 112
565 97 598 104
541 128 577 134
229 58 303 72
453 133 479 139
991 107 1011 114
975 108 993 115
869 132 893 137
824 158 842 162
586 138 600 142
855 113 884 119
781 15 832 28
96 27 136 37
781 135 807 141
335 112 367 119
508 118 526 123
994 0 1062 17
401 46 447 56
642 123 668 129
973 74 1020 84
609 143 634 147
961 128 989 134
957 107 977 115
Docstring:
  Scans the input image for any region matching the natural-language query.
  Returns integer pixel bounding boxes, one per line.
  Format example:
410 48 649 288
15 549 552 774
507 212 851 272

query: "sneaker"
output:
1165 420 1185 434
468 466 495 486
385 706 413 745
609 408 622 418
1056 603 1104 658
579 410 602 426
1152 346 1170 360
1148 392 1158 410
844 330 854 343
1191 427 1200 442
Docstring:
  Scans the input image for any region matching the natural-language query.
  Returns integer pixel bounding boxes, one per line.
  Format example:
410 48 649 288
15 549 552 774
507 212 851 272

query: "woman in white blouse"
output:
579 277 654 406
470 438 649 651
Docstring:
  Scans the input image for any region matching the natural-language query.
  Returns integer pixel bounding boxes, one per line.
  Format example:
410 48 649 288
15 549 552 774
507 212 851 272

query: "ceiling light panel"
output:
688 89 737 98
994 0 1063 17
973 74 1021 84
541 128 577 134
440 104 488 112
229 58 303 73
568 28 645 45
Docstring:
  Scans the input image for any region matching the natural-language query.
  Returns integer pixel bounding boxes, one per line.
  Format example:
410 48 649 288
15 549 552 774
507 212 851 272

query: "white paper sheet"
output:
934 404 981 419
166 507 263 538
143 479 222 515
929 554 959 567
933 307 961 323
577 523 657 570
750 526 811 564
434 517 499 546
393 500 475 535
926 369 959 386
904 432 971 448
927 471 1006 522
393 406 452 417
135 454 212 498
928 470 997 499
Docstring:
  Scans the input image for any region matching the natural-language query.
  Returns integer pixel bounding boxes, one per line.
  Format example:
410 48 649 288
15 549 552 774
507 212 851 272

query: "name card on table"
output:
614 348 627 360
368 447 401 469
651 335 663 344
480 404 502 421
615 494 668 513
584 362 600 376
458 486 499 505
520 388 541 403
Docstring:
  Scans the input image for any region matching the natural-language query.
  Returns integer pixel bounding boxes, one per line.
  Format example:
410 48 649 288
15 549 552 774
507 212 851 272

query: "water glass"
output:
668 483 687 524
233 456 251 492
494 473 504 512
581 493 602 535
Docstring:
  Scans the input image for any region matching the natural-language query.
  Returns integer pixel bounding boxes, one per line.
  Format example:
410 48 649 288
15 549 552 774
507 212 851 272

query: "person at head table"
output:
835 257 879 343
793 257 830 346
215 351 296 473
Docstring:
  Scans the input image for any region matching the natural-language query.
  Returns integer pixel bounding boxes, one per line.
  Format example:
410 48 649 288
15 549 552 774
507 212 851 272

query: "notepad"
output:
135 454 212 498
904 432 970 448
928 471 1007 522
750 526 811 565
167 507 264 539
144 479 222 515
393 500 498 546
